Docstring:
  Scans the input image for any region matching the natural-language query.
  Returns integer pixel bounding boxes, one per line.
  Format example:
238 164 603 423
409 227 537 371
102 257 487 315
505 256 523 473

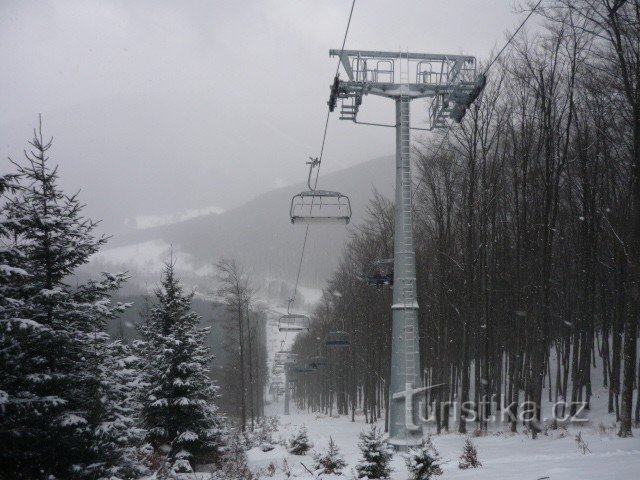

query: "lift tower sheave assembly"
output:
329 49 485 449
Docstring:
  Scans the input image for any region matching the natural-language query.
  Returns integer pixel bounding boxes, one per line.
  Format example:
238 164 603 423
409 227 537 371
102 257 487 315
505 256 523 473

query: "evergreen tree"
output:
214 430 253 480
313 436 347 475
458 438 481 469
355 425 393 479
0 121 141 478
288 425 312 455
138 260 224 471
93 339 150 479
404 437 443 480
0 172 26 339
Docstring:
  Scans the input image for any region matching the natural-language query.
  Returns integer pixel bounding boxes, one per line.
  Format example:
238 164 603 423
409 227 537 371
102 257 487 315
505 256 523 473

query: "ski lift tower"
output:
329 49 485 449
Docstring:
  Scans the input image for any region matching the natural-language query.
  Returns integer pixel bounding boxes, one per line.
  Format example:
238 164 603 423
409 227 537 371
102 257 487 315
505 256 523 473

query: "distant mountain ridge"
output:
96 154 395 290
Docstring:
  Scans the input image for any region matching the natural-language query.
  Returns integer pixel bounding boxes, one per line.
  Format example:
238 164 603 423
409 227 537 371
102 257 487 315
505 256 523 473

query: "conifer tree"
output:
355 425 393 479
93 339 150 479
288 425 312 455
404 437 443 480
214 430 253 480
0 172 25 334
138 259 224 471
458 438 481 469
0 120 141 478
313 436 347 475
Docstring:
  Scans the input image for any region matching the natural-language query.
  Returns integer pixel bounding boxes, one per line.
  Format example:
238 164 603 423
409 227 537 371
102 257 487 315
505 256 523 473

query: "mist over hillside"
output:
86 154 395 292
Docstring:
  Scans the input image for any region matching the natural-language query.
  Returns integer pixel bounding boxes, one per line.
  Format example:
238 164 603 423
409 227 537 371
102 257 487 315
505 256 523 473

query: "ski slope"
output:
258 306 640 479
249 396 640 479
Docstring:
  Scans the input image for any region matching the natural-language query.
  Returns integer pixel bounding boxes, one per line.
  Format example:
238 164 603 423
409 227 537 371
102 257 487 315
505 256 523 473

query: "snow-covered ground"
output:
252 309 640 479
249 396 640 479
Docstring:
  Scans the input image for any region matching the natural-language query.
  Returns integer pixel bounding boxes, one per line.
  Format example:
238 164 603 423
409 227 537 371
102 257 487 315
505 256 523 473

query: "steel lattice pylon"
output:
329 49 485 449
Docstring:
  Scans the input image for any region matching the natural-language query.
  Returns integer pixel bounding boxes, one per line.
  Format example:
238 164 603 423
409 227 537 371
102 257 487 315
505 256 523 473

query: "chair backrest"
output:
290 190 352 225
278 314 311 332
326 331 351 347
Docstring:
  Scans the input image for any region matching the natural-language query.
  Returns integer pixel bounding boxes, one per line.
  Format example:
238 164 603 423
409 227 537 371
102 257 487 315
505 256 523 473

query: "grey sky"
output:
1 0 524 235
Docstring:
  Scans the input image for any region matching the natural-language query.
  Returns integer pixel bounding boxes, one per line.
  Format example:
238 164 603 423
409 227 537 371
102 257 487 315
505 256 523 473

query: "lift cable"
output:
311 0 357 191
481 0 544 77
411 0 543 198
288 0 357 315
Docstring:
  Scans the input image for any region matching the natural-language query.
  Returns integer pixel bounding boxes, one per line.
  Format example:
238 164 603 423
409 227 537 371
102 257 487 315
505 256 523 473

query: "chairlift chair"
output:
366 271 394 288
307 355 328 369
292 366 313 374
278 314 311 332
269 383 280 395
274 351 298 364
290 157 352 225
269 381 283 395
325 330 351 348
366 258 394 288
290 190 352 225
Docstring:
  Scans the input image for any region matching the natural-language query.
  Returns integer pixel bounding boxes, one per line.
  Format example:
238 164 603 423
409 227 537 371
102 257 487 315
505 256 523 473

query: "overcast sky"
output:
0 0 526 235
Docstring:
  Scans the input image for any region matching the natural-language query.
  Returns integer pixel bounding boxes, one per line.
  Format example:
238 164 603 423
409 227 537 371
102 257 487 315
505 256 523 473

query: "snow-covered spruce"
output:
214 429 254 480
136 260 225 472
246 416 279 452
403 437 443 480
94 339 150 479
355 425 394 479
313 436 347 475
458 437 482 469
0 124 145 479
288 425 313 455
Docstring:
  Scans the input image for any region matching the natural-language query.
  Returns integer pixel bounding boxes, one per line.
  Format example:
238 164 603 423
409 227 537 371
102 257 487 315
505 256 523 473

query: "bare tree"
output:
216 258 253 431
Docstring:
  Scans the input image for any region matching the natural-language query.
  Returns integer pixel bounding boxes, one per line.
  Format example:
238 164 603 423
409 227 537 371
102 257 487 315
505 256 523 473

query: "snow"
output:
93 239 214 277
57 413 88 427
0 264 28 276
296 285 324 305
40 287 63 297
177 431 199 442
246 444 289 469
0 318 49 331
242 400 640 479
127 205 225 230
254 306 630 479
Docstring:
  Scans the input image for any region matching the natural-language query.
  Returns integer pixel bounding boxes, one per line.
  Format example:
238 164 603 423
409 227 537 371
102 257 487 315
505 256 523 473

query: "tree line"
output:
0 122 266 478
290 0 639 438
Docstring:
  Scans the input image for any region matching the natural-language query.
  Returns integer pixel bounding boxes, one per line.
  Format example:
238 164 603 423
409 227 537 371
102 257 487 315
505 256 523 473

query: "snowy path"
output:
246 399 640 479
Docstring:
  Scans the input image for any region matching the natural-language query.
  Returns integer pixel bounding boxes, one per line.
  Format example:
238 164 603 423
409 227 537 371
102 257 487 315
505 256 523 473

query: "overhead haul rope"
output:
411 0 544 198
286 0 541 345
287 0 357 323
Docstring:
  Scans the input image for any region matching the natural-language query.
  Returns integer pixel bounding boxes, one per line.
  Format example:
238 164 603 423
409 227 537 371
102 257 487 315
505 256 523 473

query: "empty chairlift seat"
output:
278 314 311 332
307 356 328 369
268 382 282 395
366 258 394 288
292 366 313 374
274 351 298 365
290 190 351 225
325 330 351 347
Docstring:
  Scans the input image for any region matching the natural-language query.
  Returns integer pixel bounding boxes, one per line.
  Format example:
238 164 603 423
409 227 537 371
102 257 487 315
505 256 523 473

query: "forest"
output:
289 0 640 439
1 0 639 479
0 126 268 477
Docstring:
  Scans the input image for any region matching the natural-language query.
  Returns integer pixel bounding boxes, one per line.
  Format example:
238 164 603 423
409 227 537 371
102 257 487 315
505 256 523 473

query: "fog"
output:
1 0 522 239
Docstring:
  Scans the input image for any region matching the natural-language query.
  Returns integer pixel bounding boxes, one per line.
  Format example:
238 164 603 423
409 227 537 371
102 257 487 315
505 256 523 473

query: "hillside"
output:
91 154 396 290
